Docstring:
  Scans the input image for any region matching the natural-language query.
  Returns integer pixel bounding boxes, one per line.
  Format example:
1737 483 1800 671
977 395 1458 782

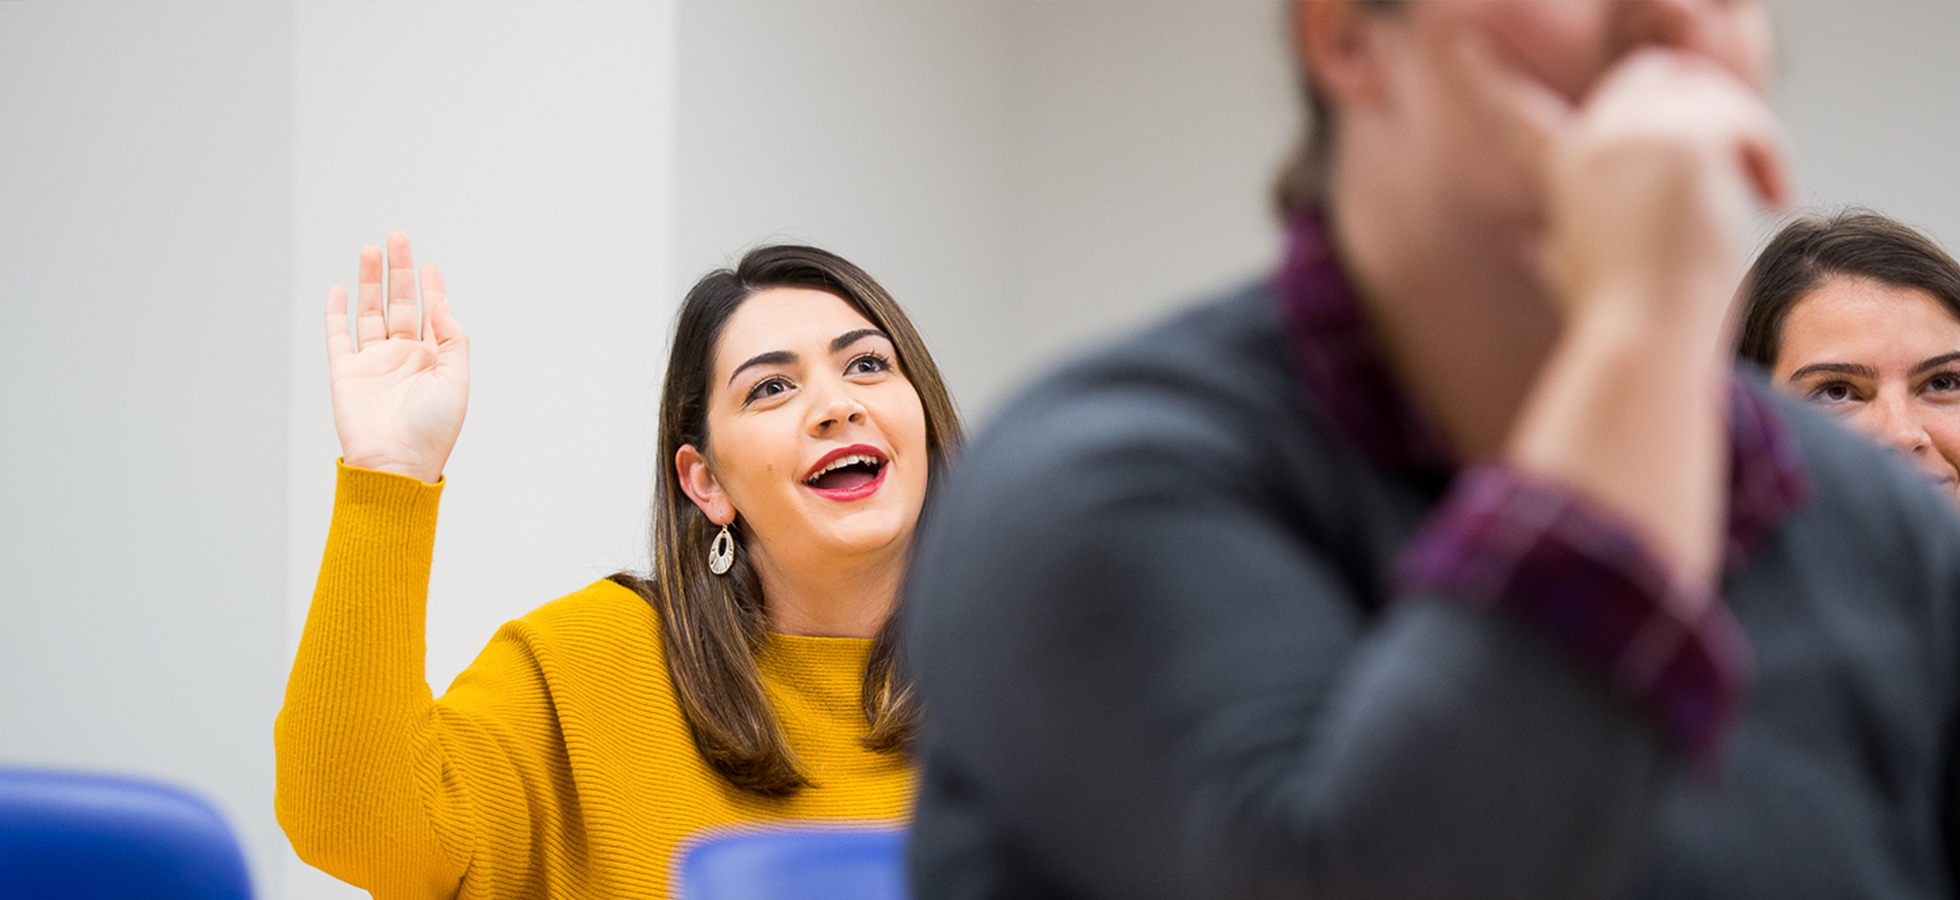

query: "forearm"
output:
274 462 462 894
1508 298 1732 586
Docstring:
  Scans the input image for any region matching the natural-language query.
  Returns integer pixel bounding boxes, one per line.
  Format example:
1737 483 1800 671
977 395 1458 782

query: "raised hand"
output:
325 231 469 484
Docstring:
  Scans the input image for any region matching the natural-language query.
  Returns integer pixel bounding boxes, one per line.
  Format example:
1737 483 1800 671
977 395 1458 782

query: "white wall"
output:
1772 0 1960 250
6 4 1960 900
998 1 1297 389
0 0 293 893
677 0 1296 419
676 1 1024 417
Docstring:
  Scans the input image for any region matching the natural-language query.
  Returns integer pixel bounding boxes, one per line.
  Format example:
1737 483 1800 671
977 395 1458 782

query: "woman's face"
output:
679 287 931 572
1771 275 1960 507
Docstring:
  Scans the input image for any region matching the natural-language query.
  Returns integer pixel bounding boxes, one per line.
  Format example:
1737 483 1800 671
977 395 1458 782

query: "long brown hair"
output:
1737 210 1960 366
612 244 961 796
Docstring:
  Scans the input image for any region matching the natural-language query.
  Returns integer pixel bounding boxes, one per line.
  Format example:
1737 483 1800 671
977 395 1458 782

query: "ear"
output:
675 443 736 526
1297 0 1393 110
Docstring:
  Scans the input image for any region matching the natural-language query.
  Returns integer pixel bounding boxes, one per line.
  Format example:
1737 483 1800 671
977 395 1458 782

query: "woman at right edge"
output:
905 2 1960 898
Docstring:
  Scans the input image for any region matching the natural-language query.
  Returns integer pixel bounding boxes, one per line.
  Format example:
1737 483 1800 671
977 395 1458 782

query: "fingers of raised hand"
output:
418 264 446 327
356 243 386 347
422 265 468 350
325 284 354 360
385 230 422 341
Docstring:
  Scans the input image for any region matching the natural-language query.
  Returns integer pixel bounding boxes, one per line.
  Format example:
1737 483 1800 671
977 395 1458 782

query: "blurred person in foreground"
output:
276 239 959 898
905 2 1960 898
1739 211 1960 510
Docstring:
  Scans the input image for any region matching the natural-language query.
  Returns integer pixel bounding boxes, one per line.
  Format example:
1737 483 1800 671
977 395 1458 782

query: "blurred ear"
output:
675 444 735 525
1297 0 1394 110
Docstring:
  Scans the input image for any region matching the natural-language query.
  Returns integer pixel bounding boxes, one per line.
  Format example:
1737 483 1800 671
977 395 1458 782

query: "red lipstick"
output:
802 444 890 502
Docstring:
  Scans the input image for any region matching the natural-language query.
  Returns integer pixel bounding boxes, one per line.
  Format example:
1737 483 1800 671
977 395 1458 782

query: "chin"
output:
808 508 914 557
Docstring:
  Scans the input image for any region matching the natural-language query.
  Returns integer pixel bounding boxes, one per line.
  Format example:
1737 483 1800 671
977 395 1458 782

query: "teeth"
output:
807 453 883 483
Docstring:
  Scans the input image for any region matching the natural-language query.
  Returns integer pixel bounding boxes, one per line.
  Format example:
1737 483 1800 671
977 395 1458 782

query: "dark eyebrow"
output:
1788 362 1879 382
1912 352 1960 376
728 350 797 388
832 328 890 354
725 329 891 388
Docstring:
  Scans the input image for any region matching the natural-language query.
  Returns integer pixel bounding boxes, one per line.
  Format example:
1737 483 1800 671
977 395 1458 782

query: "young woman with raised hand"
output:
1738 211 1960 510
275 236 960 899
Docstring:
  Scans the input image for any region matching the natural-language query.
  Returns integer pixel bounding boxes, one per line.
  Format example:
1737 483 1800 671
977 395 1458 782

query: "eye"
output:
1805 381 1861 405
845 352 894 377
743 375 793 405
1926 372 1960 393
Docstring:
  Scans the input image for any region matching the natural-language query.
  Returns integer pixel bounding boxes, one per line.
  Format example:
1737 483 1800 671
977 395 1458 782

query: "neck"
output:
746 540 903 639
1326 179 1561 464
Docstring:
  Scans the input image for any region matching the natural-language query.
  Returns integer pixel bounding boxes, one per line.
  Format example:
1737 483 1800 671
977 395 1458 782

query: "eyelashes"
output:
1797 370 1960 408
741 352 896 406
846 351 894 375
744 376 792 405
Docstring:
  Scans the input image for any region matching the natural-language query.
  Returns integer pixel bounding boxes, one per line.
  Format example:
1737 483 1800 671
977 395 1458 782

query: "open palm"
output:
325 231 469 484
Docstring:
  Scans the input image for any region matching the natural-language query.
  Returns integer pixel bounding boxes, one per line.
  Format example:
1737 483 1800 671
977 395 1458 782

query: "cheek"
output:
705 415 797 509
1477 0 1610 102
870 385 931 475
865 380 928 443
1924 410 1960 468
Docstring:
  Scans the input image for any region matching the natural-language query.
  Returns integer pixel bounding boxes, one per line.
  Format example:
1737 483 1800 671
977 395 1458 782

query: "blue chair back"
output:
0 768 252 900
679 826 906 900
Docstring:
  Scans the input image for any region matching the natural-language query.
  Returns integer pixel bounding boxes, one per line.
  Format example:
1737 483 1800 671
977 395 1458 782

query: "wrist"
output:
1561 279 1736 364
341 453 443 485
1508 309 1731 585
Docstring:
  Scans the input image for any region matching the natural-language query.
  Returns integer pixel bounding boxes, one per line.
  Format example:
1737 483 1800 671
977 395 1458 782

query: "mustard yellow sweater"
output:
275 463 915 899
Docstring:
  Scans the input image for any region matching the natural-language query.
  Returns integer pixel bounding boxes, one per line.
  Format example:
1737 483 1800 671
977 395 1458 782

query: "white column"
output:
0 2 294 897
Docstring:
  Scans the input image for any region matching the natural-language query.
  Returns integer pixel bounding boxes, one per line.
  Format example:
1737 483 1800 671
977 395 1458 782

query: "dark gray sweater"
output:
904 282 1960 899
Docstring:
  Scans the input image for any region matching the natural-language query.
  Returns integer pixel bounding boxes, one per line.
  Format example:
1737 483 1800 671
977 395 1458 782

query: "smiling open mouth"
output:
803 446 890 499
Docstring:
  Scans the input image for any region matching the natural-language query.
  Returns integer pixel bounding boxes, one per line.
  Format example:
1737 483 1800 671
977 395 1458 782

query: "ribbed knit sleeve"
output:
275 463 919 899
275 461 468 899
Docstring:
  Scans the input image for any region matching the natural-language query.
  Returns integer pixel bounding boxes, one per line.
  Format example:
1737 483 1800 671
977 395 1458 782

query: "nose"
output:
807 383 868 436
1866 393 1934 459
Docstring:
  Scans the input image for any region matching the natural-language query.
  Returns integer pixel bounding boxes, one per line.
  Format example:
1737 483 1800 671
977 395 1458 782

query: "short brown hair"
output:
1737 211 1960 367
614 244 962 796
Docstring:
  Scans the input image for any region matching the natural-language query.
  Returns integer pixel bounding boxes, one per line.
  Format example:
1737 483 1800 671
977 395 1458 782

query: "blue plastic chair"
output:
679 826 907 900
0 768 253 900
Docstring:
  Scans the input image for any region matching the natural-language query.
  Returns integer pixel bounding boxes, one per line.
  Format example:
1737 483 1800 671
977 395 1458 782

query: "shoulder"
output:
948 281 1327 518
436 578 685 752
910 281 1406 644
503 578 665 666
997 280 1297 448
924 280 1406 572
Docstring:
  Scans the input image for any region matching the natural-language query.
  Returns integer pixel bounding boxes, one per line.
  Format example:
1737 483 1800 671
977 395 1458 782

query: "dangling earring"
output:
708 523 735 575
